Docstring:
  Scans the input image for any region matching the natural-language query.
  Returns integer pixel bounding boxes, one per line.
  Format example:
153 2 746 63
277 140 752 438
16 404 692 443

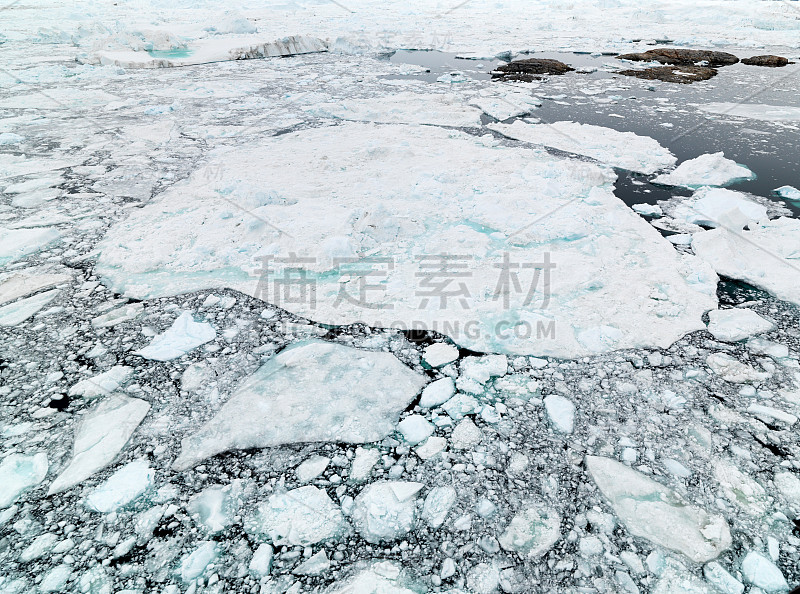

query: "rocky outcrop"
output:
492 58 574 81
617 48 739 67
742 55 789 67
618 65 717 84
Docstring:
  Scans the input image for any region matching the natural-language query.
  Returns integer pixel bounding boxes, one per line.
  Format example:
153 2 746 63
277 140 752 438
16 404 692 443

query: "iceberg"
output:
135 311 215 361
691 218 800 306
173 340 425 470
244 485 347 546
586 456 731 562
775 185 800 203
652 153 755 188
95 122 716 358
488 119 677 174
0 453 48 508
48 394 151 495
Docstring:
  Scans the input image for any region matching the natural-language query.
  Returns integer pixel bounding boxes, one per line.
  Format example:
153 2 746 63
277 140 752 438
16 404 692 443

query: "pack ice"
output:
172 340 425 470
96 122 716 357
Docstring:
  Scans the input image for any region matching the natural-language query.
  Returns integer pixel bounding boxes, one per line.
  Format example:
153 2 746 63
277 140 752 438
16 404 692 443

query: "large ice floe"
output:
652 152 755 189
488 119 677 174
691 218 800 306
172 340 425 470
698 103 800 122
96 121 716 357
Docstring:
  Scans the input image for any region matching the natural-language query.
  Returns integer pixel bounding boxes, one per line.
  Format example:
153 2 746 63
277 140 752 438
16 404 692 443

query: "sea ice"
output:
714 460 769 516
775 185 800 202
698 103 800 122
179 541 219 583
703 562 744 594
450 418 484 449
422 486 457 529
706 353 769 384
91 303 144 328
652 153 755 188
692 218 800 306
349 447 381 483
295 456 331 484
422 343 459 368
68 366 133 399
0 267 70 306
249 544 273 578
135 311 215 361
48 394 151 495
632 203 663 217
294 550 330 576
84 459 154 513
0 227 61 266
0 453 48 508
187 481 244 534
95 122 716 358
488 119 677 174
309 91 482 127
397 415 434 445
586 456 731 562
351 481 423 543
419 377 456 408
706 309 774 342
322 561 418 594
543 394 576 433
741 551 788 592
674 187 767 229
0 289 59 326
498 504 561 557
172 340 425 470
244 485 347 546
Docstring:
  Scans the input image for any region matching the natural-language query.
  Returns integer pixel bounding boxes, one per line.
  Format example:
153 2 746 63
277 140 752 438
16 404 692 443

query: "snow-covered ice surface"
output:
2 0 800 592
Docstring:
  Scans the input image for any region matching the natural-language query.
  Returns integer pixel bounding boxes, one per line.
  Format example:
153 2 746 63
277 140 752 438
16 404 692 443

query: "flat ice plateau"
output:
2 0 800 592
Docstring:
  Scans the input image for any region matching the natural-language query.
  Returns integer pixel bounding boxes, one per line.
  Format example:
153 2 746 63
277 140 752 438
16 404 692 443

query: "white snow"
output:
498 504 561 557
543 394 576 433
674 187 768 229
692 218 800 306
488 120 677 174
652 153 755 189
96 121 716 358
586 455 731 562
48 394 151 495
135 311 216 361
706 309 775 342
741 551 788 592
419 377 456 408
84 459 154 513
173 340 425 470
351 481 423 543
245 485 347 546
397 415 434 445
422 343 459 368
0 453 48 508
68 366 133 399
0 289 59 326
698 103 800 122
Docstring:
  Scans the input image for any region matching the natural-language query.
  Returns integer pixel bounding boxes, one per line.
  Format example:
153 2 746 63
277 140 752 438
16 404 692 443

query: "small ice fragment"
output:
84 459 153 513
295 456 330 484
249 544 273 578
422 343 459 367
179 541 219 583
422 486 457 529
68 366 133 399
543 394 575 433
349 447 380 483
652 152 754 188
352 482 422 543
632 203 663 217
135 311 215 361
419 377 455 408
498 504 561 557
450 418 483 449
397 415 434 445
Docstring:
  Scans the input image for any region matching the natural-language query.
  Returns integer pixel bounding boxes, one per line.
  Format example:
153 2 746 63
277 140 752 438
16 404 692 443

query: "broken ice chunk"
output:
68 366 133 399
703 561 744 594
676 187 767 229
0 266 70 306
422 486 457 529
543 394 575 433
632 203 663 217
91 303 144 328
586 455 731 562
741 551 788 592
498 504 561 557
0 289 59 326
706 353 769 384
707 309 774 342
179 541 219 583
351 481 423 543
457 355 508 394
747 403 796 427
0 453 48 508
419 377 456 408
713 460 769 516
135 311 215 361
775 185 800 202
349 447 380 483
322 561 418 594
450 418 484 449
0 226 61 266
415 436 447 460
293 550 330 576
422 343 459 368
652 153 755 189
173 341 425 470
48 394 150 495
84 459 153 513
295 456 330 484
244 485 347 546
397 415 434 445
187 481 243 534
249 543 273 578
19 532 58 562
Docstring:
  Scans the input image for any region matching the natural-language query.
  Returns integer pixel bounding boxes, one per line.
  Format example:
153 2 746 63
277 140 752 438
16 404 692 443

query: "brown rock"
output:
617 65 718 84
741 55 789 67
617 48 739 67
492 58 574 81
